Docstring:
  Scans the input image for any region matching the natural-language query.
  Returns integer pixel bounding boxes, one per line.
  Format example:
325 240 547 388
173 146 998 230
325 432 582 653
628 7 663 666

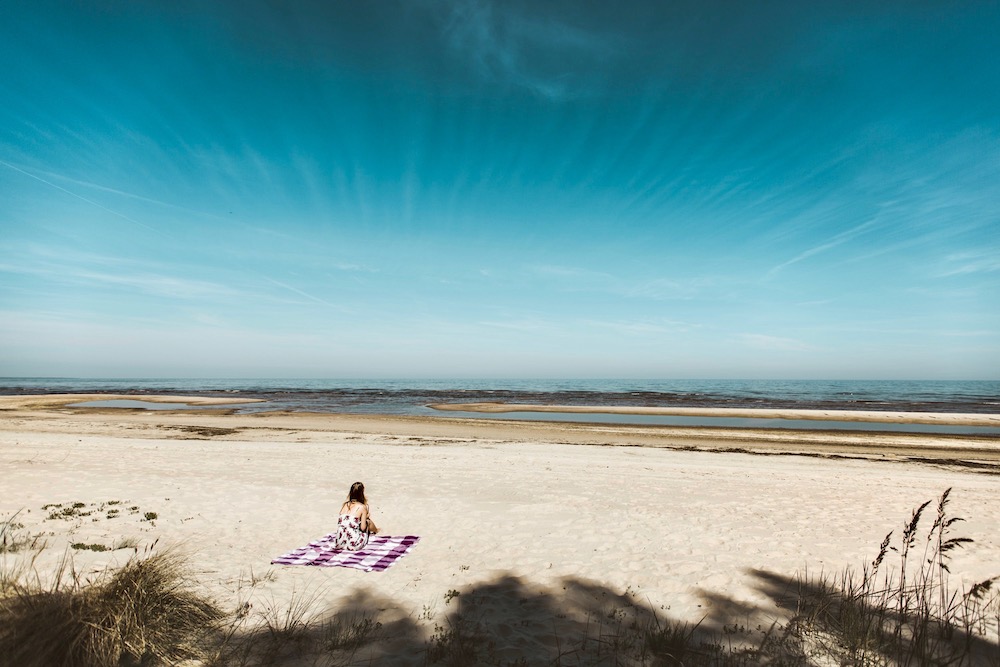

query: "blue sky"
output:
1 0 998 379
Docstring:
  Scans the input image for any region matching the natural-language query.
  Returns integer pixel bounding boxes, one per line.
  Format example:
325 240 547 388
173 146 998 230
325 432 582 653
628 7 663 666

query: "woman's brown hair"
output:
347 481 367 505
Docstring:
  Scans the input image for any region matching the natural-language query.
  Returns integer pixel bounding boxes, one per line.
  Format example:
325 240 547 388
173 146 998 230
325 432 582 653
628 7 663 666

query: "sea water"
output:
3 377 998 430
2 377 997 413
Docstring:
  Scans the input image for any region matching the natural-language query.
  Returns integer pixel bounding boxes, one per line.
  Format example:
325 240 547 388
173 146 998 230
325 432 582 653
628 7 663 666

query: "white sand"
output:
2 396 998 663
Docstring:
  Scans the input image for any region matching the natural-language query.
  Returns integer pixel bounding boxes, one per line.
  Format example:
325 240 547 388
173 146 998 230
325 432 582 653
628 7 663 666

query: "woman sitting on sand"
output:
333 481 379 550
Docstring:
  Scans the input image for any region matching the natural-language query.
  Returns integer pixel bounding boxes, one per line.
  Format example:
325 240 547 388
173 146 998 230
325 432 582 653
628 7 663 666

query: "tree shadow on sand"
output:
214 489 1000 666
211 572 805 666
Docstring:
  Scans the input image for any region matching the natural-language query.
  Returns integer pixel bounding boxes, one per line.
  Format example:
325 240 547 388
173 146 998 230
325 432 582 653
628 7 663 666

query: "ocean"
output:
2 377 997 413
1 378 998 436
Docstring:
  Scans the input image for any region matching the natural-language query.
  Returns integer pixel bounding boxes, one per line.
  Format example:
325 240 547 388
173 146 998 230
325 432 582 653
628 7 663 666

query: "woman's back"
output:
333 499 369 550
340 500 366 518
333 481 378 551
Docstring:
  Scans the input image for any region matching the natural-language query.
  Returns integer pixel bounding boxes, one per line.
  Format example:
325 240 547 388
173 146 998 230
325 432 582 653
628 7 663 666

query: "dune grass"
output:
0 547 222 666
786 487 1000 665
1 490 997 666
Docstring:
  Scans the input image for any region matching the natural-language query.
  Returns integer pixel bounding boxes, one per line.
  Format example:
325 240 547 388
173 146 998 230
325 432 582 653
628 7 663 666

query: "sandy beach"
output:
3 395 999 663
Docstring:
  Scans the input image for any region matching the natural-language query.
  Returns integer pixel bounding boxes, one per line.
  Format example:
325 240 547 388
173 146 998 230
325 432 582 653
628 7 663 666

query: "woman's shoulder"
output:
340 500 367 514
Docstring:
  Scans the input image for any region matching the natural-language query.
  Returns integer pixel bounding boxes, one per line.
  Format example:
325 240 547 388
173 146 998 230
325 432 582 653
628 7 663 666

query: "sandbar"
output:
430 401 1000 427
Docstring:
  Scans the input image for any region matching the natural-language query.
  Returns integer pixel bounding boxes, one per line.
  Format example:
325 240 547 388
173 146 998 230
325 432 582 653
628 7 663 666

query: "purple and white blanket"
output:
271 534 420 572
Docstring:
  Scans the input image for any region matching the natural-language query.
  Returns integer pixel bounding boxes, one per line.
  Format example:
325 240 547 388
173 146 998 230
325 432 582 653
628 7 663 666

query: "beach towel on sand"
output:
271 534 420 572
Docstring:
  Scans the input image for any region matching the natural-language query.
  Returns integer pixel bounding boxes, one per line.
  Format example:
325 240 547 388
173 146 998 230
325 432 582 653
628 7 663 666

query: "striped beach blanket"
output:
271 534 420 572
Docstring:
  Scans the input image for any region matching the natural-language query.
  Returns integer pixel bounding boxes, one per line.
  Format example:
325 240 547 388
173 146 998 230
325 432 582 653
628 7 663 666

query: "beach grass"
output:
783 488 1000 665
1 490 997 666
0 510 43 556
0 546 222 666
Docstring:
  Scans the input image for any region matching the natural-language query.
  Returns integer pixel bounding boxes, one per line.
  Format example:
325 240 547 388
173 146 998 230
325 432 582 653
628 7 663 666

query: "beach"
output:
3 394 999 663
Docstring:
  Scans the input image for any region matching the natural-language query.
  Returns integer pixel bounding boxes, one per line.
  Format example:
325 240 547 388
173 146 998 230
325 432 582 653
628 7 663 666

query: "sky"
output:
1 0 998 380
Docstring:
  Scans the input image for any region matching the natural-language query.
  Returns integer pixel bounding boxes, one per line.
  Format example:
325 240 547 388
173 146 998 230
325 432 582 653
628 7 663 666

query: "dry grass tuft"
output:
789 487 1000 665
0 510 43 556
0 547 222 667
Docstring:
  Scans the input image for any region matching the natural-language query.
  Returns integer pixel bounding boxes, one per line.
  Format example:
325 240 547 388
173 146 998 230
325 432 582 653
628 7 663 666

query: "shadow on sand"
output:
215 571 807 666
214 559 999 666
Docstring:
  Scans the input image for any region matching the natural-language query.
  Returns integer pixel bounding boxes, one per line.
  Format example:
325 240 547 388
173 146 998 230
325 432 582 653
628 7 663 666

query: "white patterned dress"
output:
332 512 369 551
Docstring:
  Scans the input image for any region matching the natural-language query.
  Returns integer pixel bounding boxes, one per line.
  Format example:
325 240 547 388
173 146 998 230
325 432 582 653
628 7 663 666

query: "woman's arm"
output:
362 504 379 534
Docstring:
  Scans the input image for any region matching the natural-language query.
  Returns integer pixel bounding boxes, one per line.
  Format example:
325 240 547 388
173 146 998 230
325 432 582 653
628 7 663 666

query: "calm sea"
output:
2 378 998 420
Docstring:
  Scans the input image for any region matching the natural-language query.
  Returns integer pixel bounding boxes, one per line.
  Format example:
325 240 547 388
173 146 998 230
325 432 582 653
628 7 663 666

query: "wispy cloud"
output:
442 0 617 98
581 318 698 336
0 242 364 311
0 309 333 373
531 264 614 280
7 162 228 221
937 249 1000 277
258 276 350 312
936 330 999 338
478 318 555 333
74 270 239 299
766 218 881 278
529 264 715 301
478 315 697 337
0 159 167 237
0 259 240 300
737 333 815 352
622 277 714 301
329 262 378 273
